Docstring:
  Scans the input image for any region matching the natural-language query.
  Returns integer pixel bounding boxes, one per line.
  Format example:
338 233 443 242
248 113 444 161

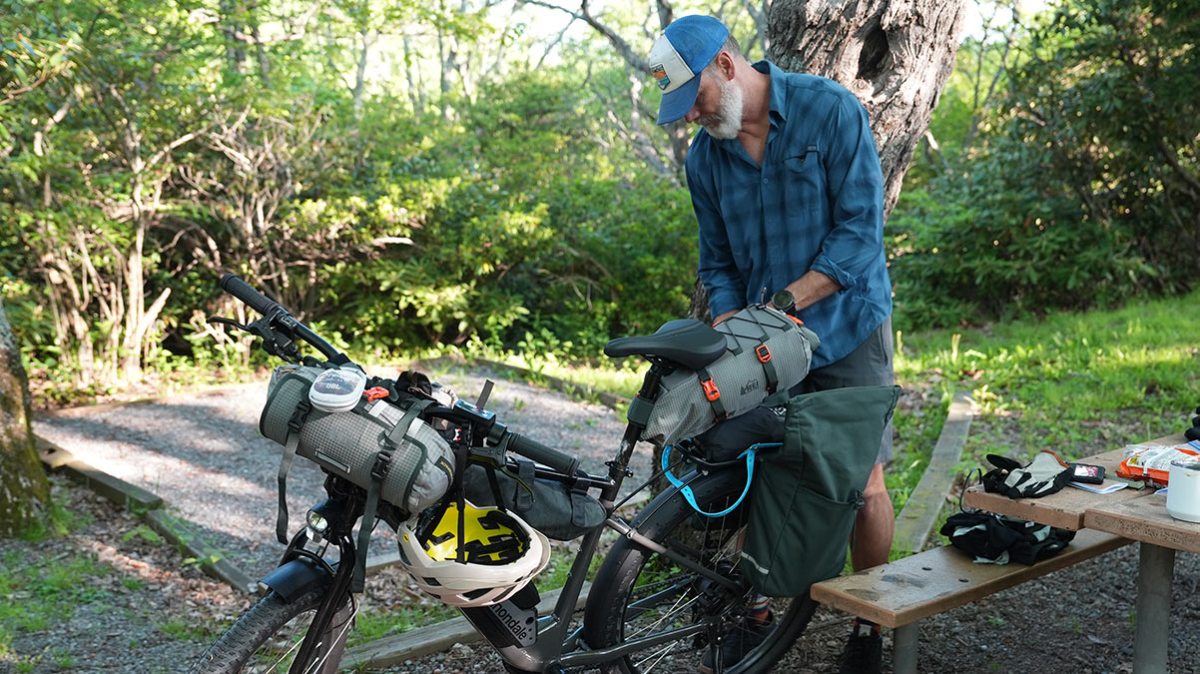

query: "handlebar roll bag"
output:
641 305 821 446
260 365 455 516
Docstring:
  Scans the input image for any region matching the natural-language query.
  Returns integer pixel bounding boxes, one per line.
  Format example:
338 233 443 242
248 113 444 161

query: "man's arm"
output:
688 158 746 321
801 93 886 296
783 270 840 313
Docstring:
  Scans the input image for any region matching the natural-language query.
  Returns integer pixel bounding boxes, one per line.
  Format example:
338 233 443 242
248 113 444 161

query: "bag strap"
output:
754 343 779 394
275 399 313 544
696 367 729 421
661 442 777 518
354 398 433 591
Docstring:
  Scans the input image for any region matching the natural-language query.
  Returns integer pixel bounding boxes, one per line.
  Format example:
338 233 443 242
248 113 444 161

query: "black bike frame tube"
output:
487 476 742 671
291 537 356 672
476 364 677 672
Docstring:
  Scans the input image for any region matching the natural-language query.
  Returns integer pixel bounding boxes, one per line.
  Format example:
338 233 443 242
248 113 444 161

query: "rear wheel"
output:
189 588 354 674
583 469 818 673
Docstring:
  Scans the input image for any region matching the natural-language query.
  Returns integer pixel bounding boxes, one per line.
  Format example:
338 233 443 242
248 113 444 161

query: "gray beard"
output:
701 78 744 140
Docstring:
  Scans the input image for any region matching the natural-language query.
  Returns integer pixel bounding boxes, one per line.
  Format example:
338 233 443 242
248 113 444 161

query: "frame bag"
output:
641 305 821 446
740 385 900 597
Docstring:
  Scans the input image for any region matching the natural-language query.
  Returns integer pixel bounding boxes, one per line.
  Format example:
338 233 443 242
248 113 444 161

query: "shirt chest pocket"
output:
782 146 827 217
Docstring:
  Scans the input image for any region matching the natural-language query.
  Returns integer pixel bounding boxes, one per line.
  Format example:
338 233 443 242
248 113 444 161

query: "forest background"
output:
1 0 1197 400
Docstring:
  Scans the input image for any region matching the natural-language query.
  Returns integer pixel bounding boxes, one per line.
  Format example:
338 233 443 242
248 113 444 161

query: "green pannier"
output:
740 385 900 597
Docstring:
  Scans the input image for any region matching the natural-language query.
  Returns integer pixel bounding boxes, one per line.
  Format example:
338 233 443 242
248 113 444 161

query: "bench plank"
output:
810 528 1129 628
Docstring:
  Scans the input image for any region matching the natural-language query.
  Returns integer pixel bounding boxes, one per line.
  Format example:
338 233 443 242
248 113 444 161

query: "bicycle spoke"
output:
634 637 686 672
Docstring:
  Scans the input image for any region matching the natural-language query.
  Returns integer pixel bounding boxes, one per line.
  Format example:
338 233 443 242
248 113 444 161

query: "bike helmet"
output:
397 501 550 607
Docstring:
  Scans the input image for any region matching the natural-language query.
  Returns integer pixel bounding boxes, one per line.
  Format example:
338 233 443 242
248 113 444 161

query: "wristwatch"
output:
771 288 795 313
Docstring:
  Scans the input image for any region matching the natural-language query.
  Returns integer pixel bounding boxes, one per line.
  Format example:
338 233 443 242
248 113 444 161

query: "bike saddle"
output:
604 318 727 371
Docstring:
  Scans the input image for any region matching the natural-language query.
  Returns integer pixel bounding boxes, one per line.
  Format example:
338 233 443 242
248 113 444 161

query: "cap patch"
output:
651 63 670 90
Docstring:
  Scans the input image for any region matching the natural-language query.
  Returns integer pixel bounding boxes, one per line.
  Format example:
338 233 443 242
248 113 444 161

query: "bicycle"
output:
190 273 818 673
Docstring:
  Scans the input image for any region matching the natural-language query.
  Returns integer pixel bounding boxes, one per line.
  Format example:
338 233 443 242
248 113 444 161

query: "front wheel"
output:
189 587 354 674
583 469 818 673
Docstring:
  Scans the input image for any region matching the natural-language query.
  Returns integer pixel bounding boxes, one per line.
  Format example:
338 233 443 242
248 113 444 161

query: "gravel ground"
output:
10 365 1200 673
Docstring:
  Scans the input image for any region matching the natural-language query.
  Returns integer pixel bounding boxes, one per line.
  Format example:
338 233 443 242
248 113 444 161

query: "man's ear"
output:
713 51 736 80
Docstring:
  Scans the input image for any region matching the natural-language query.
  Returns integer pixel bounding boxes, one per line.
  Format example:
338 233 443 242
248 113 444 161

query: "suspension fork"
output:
291 535 357 673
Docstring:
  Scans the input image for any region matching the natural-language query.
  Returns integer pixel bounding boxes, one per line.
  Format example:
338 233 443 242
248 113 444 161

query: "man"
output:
649 15 896 674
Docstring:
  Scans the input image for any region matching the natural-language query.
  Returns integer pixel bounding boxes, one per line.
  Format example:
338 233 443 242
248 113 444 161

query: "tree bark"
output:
0 301 50 537
767 0 967 219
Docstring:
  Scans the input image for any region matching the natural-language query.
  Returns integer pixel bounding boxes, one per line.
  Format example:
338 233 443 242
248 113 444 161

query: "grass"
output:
349 603 459 646
898 289 1198 465
0 547 115 668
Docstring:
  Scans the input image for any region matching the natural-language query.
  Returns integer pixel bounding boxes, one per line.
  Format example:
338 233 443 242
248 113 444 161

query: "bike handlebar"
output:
508 432 581 476
220 272 281 317
218 272 576 474
220 272 343 362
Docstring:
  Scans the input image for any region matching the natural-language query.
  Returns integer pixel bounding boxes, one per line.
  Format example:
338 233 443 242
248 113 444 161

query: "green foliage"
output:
0 549 113 650
892 0 1199 330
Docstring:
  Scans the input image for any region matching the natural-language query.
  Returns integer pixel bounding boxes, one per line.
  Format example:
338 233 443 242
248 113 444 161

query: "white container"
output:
1165 458 1200 523
308 367 367 413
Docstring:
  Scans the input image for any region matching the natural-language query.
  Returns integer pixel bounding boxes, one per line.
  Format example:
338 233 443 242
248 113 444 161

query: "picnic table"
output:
964 433 1194 674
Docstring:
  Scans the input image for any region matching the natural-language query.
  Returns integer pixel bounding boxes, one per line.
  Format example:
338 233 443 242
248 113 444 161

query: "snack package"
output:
1116 444 1200 487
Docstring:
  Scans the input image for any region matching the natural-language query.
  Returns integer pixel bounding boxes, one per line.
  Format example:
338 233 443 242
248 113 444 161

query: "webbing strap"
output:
660 443 779 518
755 343 779 394
274 399 312 544
275 434 300 544
354 398 433 591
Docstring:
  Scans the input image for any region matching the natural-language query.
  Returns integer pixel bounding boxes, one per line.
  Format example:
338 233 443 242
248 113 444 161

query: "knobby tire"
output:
189 587 352 674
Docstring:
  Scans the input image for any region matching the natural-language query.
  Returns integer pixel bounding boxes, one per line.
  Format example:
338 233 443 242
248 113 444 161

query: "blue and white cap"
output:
649 15 730 125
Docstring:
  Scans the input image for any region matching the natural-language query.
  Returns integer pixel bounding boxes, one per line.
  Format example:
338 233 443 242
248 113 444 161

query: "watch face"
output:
772 289 794 310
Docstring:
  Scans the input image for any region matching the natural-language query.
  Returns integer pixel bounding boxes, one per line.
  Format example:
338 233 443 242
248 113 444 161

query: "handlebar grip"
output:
508 433 580 476
219 273 282 317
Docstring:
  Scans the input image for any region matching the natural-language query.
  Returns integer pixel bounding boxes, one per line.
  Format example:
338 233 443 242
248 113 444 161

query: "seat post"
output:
602 361 671 501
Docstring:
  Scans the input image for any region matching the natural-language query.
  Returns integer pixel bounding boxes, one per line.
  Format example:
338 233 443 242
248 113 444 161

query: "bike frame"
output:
457 361 746 673
215 274 746 673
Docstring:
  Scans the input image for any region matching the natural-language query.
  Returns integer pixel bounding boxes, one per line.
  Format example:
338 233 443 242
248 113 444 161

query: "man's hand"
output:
712 309 739 326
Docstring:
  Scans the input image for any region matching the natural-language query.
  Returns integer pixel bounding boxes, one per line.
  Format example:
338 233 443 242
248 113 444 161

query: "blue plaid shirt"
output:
686 61 892 369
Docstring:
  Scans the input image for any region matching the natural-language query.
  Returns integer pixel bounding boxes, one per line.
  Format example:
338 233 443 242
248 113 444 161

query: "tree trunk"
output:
767 0 967 219
0 301 50 537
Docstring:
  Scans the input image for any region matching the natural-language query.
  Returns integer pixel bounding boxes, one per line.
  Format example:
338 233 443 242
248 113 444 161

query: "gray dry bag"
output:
641 305 821 446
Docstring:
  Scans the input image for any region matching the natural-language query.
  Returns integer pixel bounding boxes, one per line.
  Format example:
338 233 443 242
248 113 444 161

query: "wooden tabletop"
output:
1084 493 1200 554
963 447 1150 530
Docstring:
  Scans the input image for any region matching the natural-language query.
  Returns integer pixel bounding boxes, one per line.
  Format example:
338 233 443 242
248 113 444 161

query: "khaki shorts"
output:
789 316 895 464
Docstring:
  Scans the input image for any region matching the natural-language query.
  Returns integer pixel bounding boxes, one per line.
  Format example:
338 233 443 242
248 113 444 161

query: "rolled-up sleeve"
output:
810 96 885 292
688 161 746 317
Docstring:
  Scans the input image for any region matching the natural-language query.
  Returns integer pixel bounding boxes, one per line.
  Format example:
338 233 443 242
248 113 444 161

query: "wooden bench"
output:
809 529 1130 674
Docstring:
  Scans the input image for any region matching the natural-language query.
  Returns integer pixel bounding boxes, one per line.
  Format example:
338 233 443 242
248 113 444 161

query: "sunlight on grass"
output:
898 289 1199 468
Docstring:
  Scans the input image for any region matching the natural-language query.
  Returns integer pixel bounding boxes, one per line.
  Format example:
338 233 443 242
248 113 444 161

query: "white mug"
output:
1166 458 1200 523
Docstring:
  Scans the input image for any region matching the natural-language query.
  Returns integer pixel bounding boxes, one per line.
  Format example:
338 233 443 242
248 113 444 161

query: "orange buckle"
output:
787 315 805 326
701 379 721 402
755 344 772 364
364 386 390 402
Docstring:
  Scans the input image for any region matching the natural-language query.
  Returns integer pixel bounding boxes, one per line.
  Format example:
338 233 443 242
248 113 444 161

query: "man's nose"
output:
684 106 701 123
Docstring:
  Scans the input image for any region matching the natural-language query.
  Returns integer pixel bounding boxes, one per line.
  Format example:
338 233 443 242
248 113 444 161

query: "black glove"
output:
982 450 1071 499
1186 405 1200 441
